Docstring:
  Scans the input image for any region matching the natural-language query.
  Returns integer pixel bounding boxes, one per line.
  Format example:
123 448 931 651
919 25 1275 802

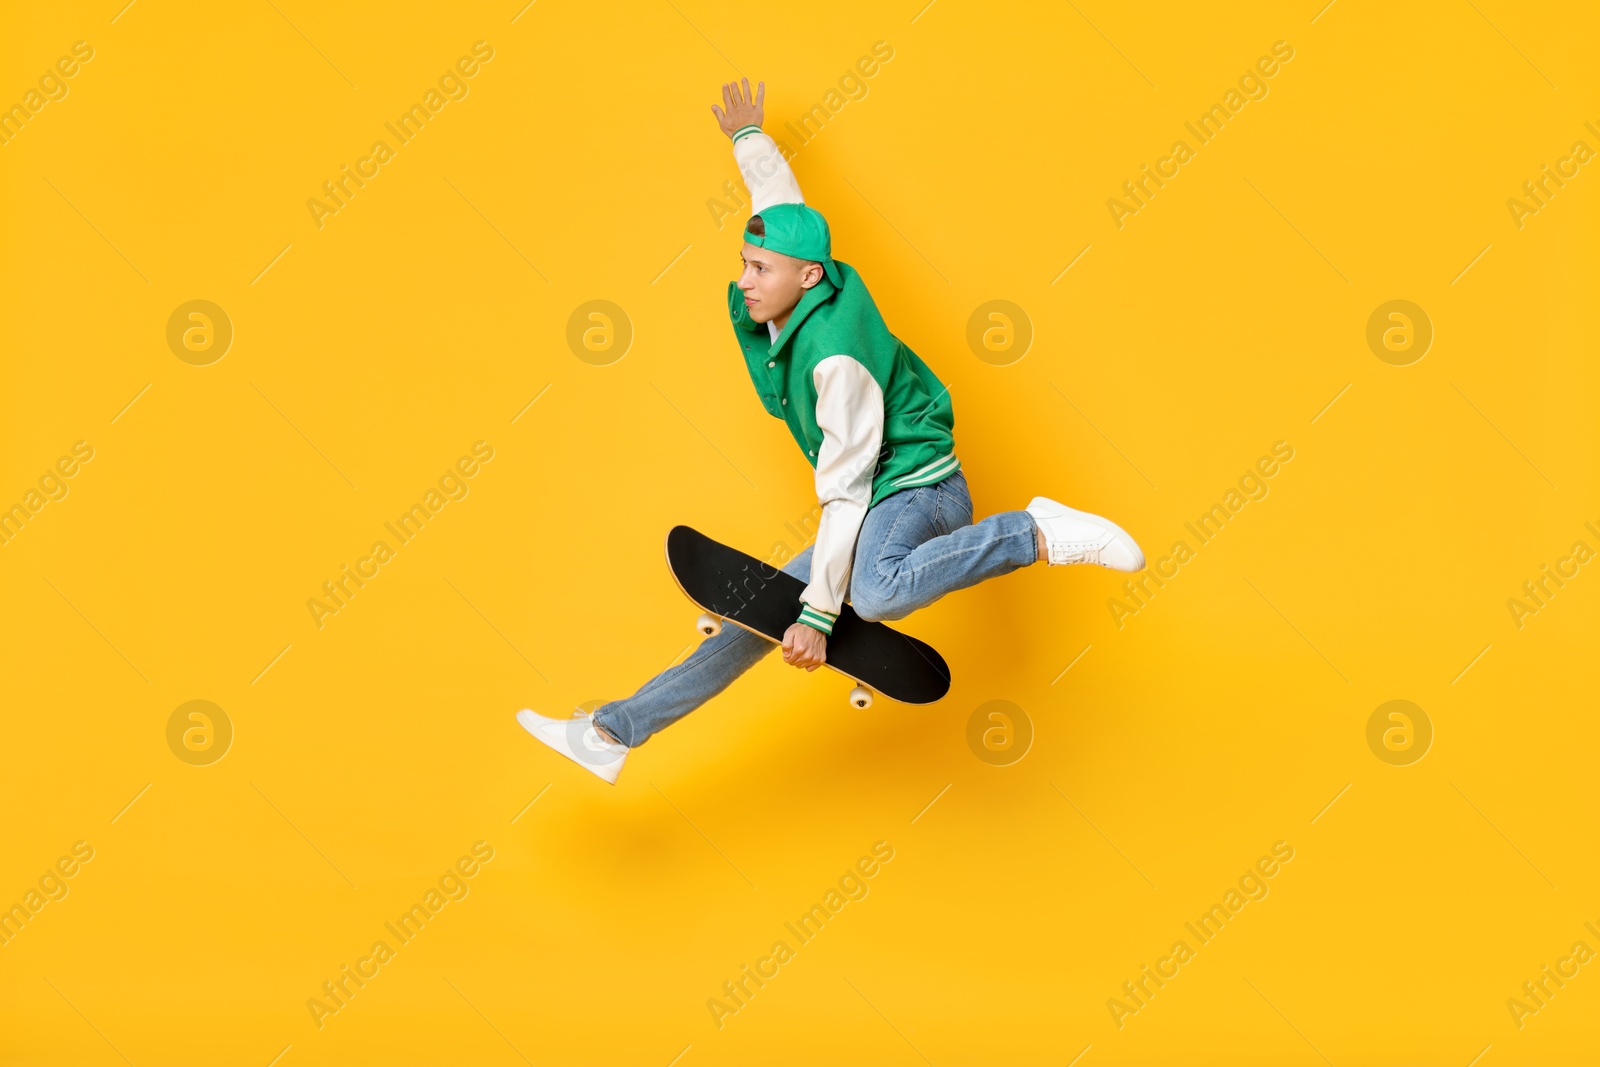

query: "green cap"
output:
743 202 844 288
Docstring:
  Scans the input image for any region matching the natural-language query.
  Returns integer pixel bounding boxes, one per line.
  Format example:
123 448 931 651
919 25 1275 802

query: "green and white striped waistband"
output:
888 452 961 489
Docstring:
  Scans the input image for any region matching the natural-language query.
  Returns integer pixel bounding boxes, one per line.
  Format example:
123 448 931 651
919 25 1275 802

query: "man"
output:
517 79 1144 783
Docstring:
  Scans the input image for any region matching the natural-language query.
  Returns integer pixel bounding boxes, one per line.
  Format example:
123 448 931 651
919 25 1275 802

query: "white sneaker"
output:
515 709 629 785
1025 496 1145 571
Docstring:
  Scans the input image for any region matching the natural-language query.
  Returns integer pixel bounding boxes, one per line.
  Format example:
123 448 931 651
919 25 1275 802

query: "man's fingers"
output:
725 80 759 108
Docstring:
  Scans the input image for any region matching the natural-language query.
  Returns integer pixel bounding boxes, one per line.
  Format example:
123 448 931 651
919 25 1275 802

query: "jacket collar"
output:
727 272 840 359
766 272 837 359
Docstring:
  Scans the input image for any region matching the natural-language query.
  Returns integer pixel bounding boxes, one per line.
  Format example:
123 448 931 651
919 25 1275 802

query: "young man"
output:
517 79 1144 783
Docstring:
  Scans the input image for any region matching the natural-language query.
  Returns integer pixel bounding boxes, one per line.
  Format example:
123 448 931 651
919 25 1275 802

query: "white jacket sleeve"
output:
796 355 884 635
731 125 804 213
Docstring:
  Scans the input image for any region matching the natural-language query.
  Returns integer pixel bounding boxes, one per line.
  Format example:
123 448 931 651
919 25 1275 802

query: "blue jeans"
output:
591 470 1039 747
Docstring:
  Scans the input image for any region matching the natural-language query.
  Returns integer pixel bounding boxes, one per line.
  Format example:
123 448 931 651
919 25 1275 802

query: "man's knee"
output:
849 575 900 623
853 596 905 623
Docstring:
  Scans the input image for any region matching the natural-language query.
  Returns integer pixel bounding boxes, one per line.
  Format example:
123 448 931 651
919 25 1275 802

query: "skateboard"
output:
665 525 951 707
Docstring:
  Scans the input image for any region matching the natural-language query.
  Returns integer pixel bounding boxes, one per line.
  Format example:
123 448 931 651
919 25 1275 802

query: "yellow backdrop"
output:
3 1 1597 1063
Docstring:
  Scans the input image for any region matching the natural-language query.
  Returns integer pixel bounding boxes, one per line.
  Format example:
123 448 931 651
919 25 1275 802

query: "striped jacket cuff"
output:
796 603 839 635
731 123 764 145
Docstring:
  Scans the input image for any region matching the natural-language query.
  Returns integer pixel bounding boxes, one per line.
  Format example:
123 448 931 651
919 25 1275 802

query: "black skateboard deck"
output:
665 525 951 705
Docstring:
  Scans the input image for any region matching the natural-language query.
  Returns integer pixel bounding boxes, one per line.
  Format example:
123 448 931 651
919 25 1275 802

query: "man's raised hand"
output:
711 78 764 139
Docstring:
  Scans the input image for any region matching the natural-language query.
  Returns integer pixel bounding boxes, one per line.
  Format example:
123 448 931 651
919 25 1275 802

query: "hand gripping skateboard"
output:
665 525 951 707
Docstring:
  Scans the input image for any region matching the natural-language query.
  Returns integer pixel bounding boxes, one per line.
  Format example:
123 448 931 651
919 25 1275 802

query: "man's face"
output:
738 243 822 325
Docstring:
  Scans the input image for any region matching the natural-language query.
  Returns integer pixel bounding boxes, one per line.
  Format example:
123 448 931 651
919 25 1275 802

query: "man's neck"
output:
773 310 790 333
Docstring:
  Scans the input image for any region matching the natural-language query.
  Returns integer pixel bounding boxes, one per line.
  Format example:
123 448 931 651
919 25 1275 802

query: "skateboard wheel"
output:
696 612 722 636
849 685 873 709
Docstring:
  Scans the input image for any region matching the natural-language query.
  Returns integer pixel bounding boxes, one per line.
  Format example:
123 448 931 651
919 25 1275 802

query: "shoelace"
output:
1050 543 1099 565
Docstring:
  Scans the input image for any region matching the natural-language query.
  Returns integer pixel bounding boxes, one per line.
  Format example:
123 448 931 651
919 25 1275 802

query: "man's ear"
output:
799 261 824 289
